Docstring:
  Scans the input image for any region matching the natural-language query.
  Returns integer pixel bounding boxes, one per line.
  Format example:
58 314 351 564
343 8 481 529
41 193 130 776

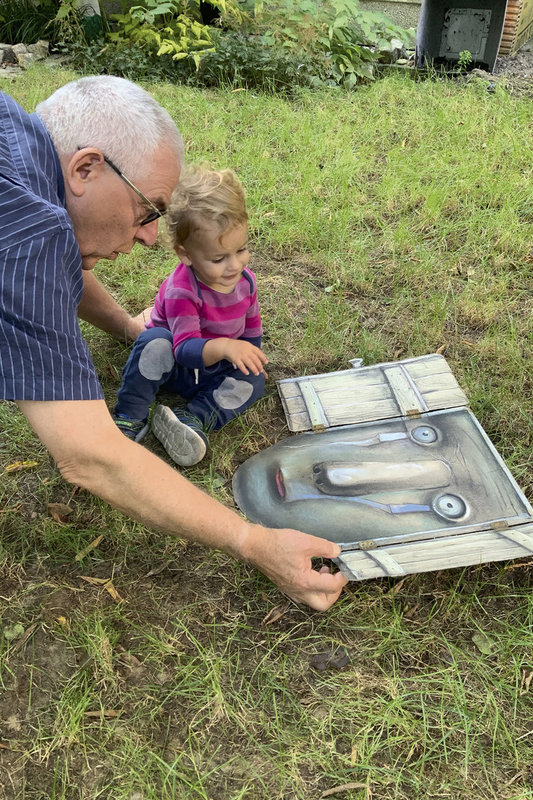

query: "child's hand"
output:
222 339 268 377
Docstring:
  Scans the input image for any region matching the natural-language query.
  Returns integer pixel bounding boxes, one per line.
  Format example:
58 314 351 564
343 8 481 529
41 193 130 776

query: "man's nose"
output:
134 219 159 247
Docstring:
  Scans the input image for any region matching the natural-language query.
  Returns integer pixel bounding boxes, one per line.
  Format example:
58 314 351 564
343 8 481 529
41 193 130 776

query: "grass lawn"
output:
1 64 533 800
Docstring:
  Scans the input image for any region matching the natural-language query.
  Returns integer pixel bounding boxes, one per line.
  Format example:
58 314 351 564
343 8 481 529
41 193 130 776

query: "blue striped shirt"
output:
0 91 103 401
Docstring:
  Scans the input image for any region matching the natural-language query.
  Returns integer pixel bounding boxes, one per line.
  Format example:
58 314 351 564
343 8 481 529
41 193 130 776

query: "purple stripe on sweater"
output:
146 262 263 355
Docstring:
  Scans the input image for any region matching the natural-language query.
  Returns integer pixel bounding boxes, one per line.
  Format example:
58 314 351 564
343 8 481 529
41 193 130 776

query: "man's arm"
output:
17 399 347 611
78 271 148 342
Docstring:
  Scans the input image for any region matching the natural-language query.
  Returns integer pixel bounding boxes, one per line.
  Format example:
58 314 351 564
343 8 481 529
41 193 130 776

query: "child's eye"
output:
212 257 224 263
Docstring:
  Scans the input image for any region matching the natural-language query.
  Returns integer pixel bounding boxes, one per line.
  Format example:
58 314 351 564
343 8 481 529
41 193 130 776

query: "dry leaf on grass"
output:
310 645 352 671
261 602 290 626
47 503 73 524
0 503 22 514
78 575 123 604
503 560 533 571
145 562 170 578
104 582 123 603
472 631 495 655
75 535 103 562
321 782 368 798
10 622 39 656
84 709 121 719
386 577 406 595
3 460 38 473
520 669 533 695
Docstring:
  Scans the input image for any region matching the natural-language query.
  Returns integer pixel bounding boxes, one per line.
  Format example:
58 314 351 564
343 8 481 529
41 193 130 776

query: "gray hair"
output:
36 75 184 179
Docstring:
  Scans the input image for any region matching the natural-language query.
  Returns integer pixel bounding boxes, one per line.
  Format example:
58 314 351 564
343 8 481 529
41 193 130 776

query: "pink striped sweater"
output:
146 262 263 369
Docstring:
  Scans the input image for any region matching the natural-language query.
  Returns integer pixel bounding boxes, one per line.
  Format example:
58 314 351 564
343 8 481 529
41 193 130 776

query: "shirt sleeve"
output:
161 288 208 368
0 230 103 401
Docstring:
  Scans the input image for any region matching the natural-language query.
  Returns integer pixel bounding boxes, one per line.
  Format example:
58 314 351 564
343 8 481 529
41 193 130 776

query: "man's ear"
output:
64 148 105 198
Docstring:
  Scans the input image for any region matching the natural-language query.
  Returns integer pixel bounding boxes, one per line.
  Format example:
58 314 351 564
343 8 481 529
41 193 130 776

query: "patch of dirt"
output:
495 41 533 78
493 41 533 94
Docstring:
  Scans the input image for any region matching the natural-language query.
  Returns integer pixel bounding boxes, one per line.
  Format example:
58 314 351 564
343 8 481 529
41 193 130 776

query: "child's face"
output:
176 220 249 293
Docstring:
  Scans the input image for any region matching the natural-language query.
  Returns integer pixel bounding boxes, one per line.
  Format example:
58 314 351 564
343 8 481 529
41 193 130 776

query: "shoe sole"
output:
151 405 207 467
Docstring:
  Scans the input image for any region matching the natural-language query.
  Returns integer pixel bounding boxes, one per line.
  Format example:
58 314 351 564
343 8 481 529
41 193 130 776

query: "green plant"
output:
54 0 101 46
253 0 376 86
67 37 179 80
0 0 104 47
195 31 327 91
67 30 325 92
237 0 413 87
109 0 244 67
110 2 211 66
0 0 58 44
457 48 473 73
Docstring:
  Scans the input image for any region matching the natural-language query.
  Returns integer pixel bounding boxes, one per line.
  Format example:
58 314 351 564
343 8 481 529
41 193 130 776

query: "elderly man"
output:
0 75 346 610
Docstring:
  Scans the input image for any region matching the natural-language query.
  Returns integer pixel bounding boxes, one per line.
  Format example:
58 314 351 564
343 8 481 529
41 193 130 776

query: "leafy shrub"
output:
0 0 99 47
235 0 414 87
67 31 322 94
241 0 376 86
65 0 414 92
0 0 58 44
109 0 245 67
194 31 329 91
67 37 179 80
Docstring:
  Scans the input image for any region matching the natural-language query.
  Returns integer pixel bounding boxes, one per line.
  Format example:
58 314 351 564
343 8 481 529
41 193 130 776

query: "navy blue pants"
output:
115 328 265 431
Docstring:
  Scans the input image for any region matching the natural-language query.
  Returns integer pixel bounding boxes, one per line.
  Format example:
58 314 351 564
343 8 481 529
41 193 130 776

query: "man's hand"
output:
242 525 348 611
79 272 152 343
129 306 154 339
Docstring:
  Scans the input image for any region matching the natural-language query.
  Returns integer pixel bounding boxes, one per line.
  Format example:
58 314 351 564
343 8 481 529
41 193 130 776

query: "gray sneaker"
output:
151 405 208 467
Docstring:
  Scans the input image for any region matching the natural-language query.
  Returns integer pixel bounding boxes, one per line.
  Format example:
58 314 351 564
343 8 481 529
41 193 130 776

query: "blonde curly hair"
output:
165 164 248 248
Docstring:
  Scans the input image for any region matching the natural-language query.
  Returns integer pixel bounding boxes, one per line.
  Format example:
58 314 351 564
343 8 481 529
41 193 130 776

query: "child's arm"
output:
202 268 266 375
202 337 268 376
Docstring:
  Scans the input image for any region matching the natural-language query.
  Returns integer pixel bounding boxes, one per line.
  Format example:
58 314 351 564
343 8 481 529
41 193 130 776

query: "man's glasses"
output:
77 148 164 227
103 155 164 226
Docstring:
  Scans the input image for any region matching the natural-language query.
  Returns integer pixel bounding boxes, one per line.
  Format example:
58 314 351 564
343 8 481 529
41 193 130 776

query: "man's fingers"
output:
289 571 347 610
308 569 347 592
132 306 153 324
305 538 342 561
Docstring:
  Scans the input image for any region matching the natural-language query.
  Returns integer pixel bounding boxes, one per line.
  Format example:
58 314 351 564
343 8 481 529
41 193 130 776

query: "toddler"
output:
113 165 267 466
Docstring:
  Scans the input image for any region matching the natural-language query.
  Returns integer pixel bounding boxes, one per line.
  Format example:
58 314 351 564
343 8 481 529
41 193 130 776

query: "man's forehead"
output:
139 147 180 198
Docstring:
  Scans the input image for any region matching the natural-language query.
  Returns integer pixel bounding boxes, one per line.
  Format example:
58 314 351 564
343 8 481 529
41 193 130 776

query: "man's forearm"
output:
78 270 144 342
19 398 252 556
18 399 347 610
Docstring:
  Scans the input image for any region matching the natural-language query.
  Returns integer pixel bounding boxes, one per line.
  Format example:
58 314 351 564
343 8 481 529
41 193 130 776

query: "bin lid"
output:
276 354 468 433
232 354 533 581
